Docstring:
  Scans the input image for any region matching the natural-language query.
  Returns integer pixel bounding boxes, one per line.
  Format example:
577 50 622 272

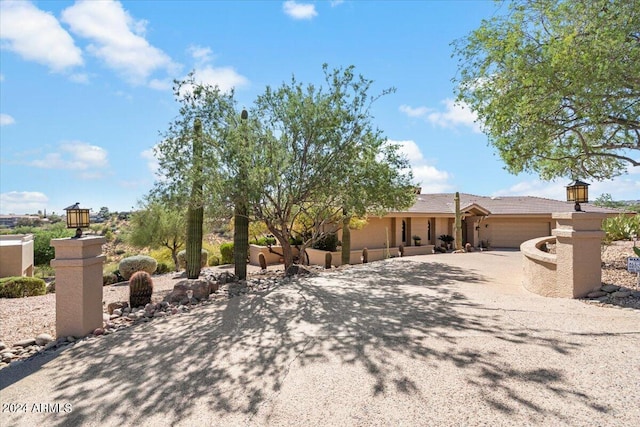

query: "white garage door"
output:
491 222 551 248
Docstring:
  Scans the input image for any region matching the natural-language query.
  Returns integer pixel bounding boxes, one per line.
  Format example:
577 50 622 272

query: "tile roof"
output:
400 193 625 215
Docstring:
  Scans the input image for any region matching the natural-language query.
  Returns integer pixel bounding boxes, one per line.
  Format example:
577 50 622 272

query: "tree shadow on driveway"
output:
7 258 628 426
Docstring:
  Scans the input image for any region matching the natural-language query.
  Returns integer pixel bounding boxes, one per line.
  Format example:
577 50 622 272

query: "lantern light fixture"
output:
64 202 90 238
566 180 590 212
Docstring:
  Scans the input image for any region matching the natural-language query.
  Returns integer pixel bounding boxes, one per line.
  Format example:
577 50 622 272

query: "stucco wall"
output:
249 245 300 266
0 234 34 277
344 217 393 250
521 236 558 297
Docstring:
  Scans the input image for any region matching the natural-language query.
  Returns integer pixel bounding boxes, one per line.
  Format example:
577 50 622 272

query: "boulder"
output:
35 333 54 346
107 301 129 315
164 279 212 303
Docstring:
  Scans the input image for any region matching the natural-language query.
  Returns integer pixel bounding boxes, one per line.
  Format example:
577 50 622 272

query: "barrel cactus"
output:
258 252 267 270
129 271 153 308
324 252 332 269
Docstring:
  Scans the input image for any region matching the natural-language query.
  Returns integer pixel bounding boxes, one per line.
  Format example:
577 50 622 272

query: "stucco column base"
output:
51 236 106 338
552 212 606 298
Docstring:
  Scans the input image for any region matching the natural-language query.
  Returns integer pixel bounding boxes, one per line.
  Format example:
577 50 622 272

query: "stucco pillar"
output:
51 236 106 338
552 212 606 298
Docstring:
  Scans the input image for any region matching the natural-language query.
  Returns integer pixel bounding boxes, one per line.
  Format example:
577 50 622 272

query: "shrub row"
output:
0 276 47 298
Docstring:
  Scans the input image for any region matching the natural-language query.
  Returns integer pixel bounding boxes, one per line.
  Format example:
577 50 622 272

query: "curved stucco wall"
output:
521 236 559 297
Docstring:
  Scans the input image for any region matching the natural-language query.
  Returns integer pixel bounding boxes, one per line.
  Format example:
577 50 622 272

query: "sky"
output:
1 0 638 215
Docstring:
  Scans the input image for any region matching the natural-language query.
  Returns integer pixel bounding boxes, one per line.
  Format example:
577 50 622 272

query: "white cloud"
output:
0 191 49 215
0 0 83 72
141 147 159 176
61 0 178 86
28 141 109 178
400 99 481 133
188 45 213 64
330 0 345 6
283 1 318 20
399 105 431 118
69 73 90 84
0 114 16 126
191 65 249 93
387 139 453 193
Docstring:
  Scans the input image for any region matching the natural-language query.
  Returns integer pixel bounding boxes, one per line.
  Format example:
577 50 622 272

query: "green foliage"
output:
208 255 220 267
177 249 209 270
155 262 171 274
103 273 119 286
127 202 185 271
634 247 640 257
118 255 158 280
439 235 455 244
31 224 75 265
254 236 277 246
129 271 153 308
602 214 640 243
0 276 46 298
313 233 339 252
250 65 415 267
453 0 640 180
219 242 234 264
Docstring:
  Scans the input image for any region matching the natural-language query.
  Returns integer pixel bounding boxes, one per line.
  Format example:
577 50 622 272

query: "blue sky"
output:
1 0 638 215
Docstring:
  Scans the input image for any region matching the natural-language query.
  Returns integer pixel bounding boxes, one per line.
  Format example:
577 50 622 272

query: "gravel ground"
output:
1 243 638 350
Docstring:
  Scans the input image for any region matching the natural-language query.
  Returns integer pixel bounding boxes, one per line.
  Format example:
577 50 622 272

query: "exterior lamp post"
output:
64 202 90 238
566 180 589 212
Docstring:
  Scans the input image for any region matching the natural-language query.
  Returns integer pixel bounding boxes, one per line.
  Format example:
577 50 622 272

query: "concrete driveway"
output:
1 251 639 426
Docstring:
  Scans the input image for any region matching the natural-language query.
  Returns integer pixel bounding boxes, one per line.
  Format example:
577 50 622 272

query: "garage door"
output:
491 222 551 248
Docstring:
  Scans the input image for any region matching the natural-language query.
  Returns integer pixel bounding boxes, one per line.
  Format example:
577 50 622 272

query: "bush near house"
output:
602 214 640 243
0 276 47 298
313 233 339 252
219 243 234 264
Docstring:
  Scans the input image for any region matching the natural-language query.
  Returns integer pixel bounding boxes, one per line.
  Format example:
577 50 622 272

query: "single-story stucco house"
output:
254 193 628 267
341 193 625 252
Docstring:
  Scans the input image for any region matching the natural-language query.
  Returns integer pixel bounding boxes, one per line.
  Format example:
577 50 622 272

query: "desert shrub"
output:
208 255 220 266
149 248 174 266
118 255 157 280
602 214 640 243
219 242 234 264
33 225 75 265
155 262 171 274
177 249 209 270
103 273 119 286
0 276 47 298
254 236 277 246
312 233 338 252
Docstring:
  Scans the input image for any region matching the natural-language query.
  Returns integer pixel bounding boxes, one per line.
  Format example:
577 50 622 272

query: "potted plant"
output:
412 235 422 246
439 234 455 250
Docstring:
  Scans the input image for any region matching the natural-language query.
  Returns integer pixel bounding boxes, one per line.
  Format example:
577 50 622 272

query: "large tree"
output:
249 65 415 268
453 0 639 180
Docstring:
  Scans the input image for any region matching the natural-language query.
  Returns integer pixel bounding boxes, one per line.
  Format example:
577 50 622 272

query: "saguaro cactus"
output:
186 118 204 279
455 192 463 251
234 109 250 280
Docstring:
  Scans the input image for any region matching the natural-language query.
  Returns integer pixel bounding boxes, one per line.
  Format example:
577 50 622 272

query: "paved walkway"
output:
1 251 639 426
